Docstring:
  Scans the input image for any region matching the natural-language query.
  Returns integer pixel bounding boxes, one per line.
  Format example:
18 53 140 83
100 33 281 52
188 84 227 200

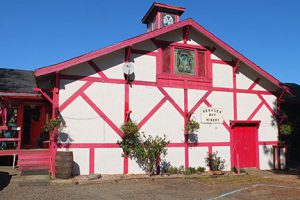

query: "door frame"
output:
230 120 261 169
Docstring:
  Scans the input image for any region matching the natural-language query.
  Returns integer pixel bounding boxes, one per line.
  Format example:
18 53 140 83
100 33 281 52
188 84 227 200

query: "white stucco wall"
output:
164 147 185 167
212 146 231 170
141 100 184 142
212 63 233 88
237 93 261 120
93 49 125 79
131 53 156 82
56 27 281 175
259 145 273 170
189 147 209 169
94 148 123 174
59 79 86 105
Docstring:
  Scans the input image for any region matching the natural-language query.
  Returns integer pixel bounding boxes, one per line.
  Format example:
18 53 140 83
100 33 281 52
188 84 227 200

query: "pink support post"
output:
237 154 240 174
50 72 60 176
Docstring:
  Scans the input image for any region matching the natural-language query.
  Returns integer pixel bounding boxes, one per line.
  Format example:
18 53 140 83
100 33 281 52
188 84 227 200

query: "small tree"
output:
205 151 225 171
117 121 169 175
140 134 169 174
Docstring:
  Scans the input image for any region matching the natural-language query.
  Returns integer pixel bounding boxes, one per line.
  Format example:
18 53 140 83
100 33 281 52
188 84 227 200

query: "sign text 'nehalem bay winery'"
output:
200 107 223 124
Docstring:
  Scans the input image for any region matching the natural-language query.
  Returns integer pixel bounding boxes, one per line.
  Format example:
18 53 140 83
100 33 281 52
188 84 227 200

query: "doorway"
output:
231 121 260 168
22 105 46 149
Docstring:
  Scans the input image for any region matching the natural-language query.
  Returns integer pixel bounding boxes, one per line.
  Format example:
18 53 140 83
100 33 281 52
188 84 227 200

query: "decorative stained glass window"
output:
174 48 195 76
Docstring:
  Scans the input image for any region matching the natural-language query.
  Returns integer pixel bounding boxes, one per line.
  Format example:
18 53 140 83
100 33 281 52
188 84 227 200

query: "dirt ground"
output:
1 168 300 200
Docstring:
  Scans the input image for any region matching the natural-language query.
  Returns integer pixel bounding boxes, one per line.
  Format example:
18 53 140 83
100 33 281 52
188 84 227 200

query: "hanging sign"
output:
200 107 223 124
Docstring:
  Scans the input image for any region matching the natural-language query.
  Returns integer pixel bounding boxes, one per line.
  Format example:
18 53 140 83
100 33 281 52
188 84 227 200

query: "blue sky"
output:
0 0 299 84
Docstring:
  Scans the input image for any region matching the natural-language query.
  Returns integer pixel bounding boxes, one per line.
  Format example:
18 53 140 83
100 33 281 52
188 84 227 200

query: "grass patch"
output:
194 175 274 186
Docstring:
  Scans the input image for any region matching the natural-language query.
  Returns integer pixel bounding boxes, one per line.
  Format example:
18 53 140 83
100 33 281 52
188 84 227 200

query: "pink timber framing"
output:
56 54 279 172
34 18 285 173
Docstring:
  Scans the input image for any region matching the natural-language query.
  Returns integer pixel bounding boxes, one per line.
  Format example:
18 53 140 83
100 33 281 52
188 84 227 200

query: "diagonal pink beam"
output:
59 81 93 112
81 92 123 138
203 99 231 133
158 87 185 117
138 97 167 128
247 101 264 121
87 60 108 81
189 91 212 114
248 78 261 91
257 94 276 116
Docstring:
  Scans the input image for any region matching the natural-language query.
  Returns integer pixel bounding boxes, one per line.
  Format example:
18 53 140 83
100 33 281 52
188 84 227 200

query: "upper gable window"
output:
161 44 208 79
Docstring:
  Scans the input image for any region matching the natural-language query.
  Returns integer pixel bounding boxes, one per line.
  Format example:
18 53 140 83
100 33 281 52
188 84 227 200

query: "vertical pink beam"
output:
51 72 59 176
16 103 23 150
231 62 238 169
237 154 240 174
184 88 189 169
123 49 130 174
123 84 129 174
233 67 237 120
89 148 95 174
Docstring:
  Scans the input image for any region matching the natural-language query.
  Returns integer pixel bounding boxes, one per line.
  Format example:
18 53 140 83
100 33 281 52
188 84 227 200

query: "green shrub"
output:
205 151 225 171
118 121 169 175
179 165 185 174
280 123 293 135
167 166 178 174
196 166 206 173
231 167 246 174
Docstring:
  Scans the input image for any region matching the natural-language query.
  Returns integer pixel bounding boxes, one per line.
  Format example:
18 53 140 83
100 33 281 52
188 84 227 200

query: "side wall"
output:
57 29 279 174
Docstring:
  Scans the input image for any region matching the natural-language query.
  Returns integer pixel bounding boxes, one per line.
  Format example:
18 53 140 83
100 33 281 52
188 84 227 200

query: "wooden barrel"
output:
55 151 73 179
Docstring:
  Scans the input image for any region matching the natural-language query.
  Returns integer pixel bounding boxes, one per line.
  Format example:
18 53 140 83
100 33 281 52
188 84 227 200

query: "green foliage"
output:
42 118 65 133
231 167 246 174
186 118 200 133
139 134 169 174
205 151 225 171
118 121 141 156
280 123 294 135
196 166 206 173
166 165 206 175
166 166 179 174
117 121 169 175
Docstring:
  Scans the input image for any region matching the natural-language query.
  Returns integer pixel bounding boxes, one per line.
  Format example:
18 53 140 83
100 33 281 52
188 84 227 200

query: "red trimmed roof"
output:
35 18 282 88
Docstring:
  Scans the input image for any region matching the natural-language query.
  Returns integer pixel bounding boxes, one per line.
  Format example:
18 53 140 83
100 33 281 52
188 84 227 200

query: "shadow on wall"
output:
262 144 300 178
261 144 273 169
0 171 11 191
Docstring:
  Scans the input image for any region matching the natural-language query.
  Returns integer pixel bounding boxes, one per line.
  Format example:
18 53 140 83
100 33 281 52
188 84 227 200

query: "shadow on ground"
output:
271 168 300 176
0 171 11 191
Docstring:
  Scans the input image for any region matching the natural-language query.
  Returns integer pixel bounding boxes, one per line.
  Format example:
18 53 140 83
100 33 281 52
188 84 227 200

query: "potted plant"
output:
186 117 200 143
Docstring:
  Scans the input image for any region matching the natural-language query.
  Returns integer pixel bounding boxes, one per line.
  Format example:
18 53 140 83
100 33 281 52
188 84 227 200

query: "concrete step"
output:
21 169 49 176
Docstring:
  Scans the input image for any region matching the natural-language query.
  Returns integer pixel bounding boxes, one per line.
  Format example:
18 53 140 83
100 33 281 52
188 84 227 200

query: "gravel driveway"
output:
1 169 300 200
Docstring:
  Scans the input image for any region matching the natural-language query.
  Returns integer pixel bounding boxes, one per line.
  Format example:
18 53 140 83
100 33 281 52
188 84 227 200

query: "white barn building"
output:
34 3 287 175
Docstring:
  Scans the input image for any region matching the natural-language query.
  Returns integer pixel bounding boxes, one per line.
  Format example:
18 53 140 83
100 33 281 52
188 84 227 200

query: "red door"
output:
232 123 258 168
